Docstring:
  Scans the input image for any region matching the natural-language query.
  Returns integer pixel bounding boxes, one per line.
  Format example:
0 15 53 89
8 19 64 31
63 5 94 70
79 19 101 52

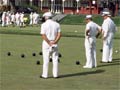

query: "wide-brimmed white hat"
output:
43 12 53 17
85 15 92 19
101 11 111 16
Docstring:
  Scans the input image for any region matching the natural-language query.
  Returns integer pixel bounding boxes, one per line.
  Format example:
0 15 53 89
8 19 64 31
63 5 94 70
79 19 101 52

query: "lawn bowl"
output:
32 53 36 56
76 61 80 65
36 60 40 65
39 51 42 55
21 54 25 58
7 52 11 56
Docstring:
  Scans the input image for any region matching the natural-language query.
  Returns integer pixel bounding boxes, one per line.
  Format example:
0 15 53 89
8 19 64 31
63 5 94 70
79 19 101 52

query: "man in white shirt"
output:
33 12 39 25
101 11 117 63
20 12 24 27
11 13 15 26
2 12 7 27
6 11 11 26
40 12 61 78
83 15 101 68
15 12 20 26
29 12 33 26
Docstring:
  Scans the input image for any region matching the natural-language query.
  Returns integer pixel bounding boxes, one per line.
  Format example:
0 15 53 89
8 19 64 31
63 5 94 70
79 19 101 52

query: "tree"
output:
9 0 15 12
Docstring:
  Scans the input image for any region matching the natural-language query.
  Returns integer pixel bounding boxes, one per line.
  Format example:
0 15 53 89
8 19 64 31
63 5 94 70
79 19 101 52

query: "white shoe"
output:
40 76 48 79
83 66 92 68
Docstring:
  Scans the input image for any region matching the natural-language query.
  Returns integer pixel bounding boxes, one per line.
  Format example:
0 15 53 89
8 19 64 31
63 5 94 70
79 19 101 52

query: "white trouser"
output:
33 19 38 25
42 41 59 78
6 19 10 26
20 21 24 27
30 20 33 25
102 33 114 62
16 20 20 26
84 37 97 68
2 20 6 27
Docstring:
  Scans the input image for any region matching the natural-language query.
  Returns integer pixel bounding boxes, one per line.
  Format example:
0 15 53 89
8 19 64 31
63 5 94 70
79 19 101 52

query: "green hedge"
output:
60 15 85 25
60 14 120 26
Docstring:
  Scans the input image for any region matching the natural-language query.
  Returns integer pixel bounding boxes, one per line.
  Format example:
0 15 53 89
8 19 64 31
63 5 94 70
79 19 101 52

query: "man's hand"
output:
102 36 106 40
49 41 56 46
96 33 100 38
41 32 61 46
41 34 51 46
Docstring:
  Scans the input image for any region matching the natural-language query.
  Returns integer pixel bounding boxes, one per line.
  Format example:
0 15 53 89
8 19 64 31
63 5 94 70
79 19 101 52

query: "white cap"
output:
85 15 92 19
102 11 111 16
43 12 53 17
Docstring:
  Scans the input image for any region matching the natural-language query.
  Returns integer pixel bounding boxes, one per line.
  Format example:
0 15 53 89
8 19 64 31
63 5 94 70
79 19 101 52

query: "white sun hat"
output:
102 11 111 16
85 15 92 19
43 12 53 17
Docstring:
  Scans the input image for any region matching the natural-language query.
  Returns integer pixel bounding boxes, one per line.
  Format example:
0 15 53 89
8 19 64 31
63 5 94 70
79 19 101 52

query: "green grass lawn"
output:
0 25 120 90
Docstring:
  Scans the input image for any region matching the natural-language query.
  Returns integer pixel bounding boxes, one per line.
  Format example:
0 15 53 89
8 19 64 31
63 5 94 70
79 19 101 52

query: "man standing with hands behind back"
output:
101 11 117 63
40 12 61 79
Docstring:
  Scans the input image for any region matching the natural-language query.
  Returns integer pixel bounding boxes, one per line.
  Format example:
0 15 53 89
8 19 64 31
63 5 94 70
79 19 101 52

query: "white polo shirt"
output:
41 19 61 41
85 21 101 37
102 17 117 37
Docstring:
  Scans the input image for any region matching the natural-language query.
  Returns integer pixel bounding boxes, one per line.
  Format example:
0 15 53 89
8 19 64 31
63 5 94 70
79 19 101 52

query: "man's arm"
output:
51 32 61 44
86 29 90 37
41 34 51 45
102 22 109 40
102 30 108 40
54 32 61 44
41 32 61 46
96 28 102 38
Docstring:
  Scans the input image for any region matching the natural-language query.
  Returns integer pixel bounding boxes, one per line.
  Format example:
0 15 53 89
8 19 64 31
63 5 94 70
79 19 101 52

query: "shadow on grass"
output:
98 58 120 68
0 32 120 39
59 69 105 78
112 58 120 63
112 58 120 61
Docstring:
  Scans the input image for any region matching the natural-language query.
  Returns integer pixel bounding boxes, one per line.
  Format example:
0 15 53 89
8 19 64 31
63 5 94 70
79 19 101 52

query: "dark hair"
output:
86 18 92 21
